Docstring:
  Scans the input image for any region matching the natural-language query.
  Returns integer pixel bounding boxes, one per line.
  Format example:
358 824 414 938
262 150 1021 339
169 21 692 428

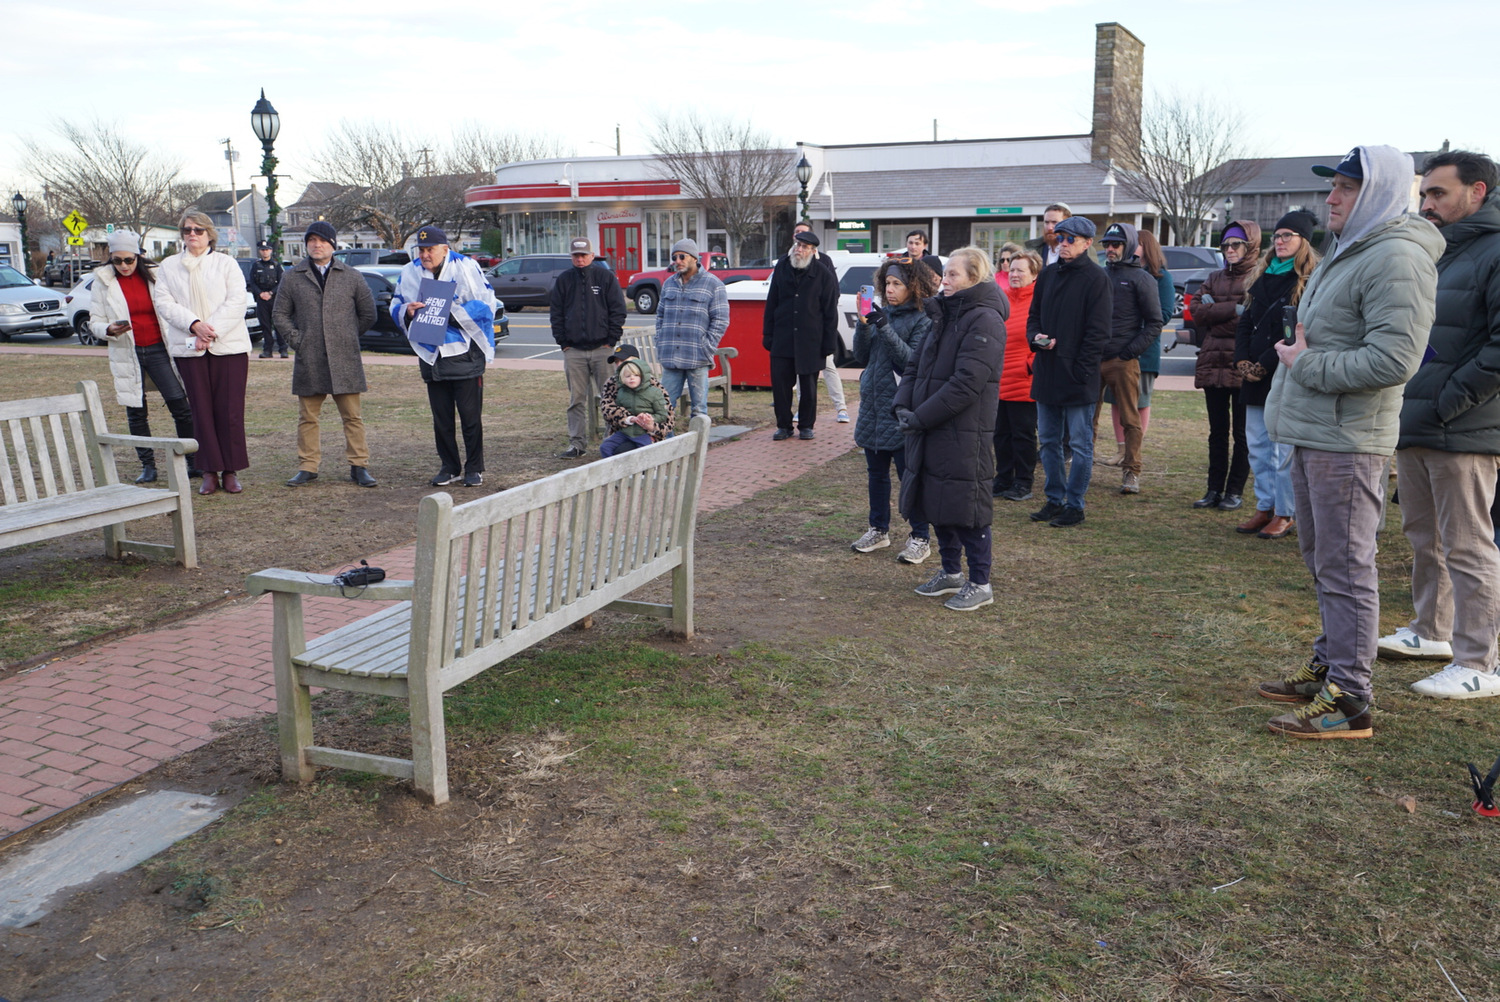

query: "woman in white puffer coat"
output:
89 230 197 483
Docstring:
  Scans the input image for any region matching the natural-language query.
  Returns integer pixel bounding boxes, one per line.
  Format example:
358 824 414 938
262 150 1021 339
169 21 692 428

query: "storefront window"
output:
971 224 1029 260
500 210 582 256
644 210 699 268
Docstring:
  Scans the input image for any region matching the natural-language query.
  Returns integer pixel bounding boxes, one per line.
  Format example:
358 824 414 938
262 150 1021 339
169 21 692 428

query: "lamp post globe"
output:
250 90 282 258
12 192 30 279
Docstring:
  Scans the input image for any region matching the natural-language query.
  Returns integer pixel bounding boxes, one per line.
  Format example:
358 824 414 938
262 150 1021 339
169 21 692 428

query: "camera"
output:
333 560 385 588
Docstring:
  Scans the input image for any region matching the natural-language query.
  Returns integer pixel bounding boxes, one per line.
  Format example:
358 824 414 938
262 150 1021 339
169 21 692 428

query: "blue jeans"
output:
1244 405 1295 517
600 430 650 457
864 447 928 538
660 366 710 421
1036 403 1095 508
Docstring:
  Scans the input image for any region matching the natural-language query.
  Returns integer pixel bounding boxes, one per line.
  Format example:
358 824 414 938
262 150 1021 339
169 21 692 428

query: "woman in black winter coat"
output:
850 256 938 563
894 247 1008 612
1232 210 1319 540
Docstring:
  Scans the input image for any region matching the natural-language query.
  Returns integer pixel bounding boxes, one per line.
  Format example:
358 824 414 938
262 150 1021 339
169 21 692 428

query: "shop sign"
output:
975 207 1023 215
596 208 641 223
835 219 870 231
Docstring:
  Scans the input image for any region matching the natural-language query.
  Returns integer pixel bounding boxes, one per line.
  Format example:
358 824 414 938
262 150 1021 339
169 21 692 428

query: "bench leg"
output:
271 592 314 784
168 453 197 568
102 522 125 560
671 555 694 639
409 665 450 805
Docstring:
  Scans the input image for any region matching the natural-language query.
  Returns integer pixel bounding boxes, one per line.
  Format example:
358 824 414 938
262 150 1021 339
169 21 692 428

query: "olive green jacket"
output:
1266 213 1443 455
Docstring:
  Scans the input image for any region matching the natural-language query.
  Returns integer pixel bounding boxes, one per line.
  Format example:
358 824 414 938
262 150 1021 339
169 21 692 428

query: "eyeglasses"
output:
1054 233 1078 244
1221 240 1249 251
180 226 208 235
110 255 137 266
1272 231 1300 242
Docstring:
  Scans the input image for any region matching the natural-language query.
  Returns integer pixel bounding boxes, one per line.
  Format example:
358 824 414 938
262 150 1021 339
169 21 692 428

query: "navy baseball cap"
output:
1101 223 1127 243
1311 148 1363 179
414 226 450 247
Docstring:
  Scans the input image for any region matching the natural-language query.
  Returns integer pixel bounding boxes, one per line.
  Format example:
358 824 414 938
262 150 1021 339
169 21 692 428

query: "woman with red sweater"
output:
993 250 1042 501
88 231 196 484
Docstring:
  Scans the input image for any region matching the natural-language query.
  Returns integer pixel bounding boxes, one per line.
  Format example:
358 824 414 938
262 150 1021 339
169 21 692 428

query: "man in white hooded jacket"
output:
1258 145 1444 739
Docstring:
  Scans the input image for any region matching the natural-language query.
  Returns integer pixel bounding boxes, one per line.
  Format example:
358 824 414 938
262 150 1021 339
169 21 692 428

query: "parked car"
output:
1161 246 1224 318
484 253 612 312
42 257 98 288
354 264 510 353
0 265 73 341
332 248 410 267
624 252 772 314
65 274 98 343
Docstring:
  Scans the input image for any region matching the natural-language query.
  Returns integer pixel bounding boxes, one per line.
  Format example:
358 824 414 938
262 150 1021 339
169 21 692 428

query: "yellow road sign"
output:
62 211 88 236
66 236 85 246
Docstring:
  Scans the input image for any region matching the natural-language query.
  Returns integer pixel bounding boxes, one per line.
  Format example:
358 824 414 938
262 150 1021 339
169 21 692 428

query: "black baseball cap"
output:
1311 148 1363 179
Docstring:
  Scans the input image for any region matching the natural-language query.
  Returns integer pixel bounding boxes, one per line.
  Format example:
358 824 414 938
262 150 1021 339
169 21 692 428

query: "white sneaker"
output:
896 537 931 564
1411 663 1500 699
851 527 890 553
837 409 850 423
1377 626 1453 660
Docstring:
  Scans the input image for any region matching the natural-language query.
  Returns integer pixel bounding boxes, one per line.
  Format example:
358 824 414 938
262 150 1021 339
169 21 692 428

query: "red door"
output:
599 224 640 280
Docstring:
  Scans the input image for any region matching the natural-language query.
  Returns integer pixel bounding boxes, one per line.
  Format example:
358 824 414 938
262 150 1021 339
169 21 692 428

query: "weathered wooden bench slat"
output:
251 416 712 804
0 382 198 567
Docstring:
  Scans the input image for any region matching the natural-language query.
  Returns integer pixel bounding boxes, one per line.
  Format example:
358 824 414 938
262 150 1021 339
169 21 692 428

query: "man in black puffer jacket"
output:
1097 222 1163 495
1387 150 1500 700
1026 216 1112 527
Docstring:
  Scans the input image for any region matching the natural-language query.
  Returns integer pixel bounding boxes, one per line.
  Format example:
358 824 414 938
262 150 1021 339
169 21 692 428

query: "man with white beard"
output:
763 230 839 439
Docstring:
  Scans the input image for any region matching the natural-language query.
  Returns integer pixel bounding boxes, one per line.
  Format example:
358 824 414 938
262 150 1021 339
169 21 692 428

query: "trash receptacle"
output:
724 281 772 388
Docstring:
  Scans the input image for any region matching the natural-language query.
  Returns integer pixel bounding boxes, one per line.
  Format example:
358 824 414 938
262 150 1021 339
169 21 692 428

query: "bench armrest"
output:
716 347 739 359
246 568 415 601
95 433 199 455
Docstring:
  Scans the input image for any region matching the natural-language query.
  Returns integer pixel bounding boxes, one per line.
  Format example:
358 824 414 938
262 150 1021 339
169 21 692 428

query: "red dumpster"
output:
723 280 772 388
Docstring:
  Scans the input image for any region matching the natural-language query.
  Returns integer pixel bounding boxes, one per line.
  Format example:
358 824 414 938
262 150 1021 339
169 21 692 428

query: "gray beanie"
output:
107 230 141 255
670 238 699 261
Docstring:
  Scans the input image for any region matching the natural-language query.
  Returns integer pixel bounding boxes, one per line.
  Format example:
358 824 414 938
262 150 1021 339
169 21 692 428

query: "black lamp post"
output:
11 192 29 279
250 89 281 256
795 156 812 224
1223 195 1234 241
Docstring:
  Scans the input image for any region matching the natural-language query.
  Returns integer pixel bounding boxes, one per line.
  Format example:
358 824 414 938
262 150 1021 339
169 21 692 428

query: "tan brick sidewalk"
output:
0 407 859 839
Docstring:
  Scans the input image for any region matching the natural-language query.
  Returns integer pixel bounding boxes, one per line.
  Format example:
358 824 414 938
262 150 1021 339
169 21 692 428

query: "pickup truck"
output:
42 258 97 287
624 252 773 314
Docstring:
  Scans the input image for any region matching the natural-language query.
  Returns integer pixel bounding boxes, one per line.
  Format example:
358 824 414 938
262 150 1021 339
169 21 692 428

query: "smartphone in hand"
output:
1281 305 1297 345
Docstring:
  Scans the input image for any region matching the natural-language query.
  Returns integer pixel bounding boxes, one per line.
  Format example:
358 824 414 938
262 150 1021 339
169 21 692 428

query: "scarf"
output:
394 250 496 366
1265 256 1296 276
180 249 214 323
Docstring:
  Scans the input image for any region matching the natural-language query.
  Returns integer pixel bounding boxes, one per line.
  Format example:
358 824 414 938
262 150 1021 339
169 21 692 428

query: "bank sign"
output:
975 207 1023 215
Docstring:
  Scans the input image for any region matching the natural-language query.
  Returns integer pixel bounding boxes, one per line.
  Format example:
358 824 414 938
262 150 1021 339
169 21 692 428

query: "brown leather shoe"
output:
199 472 219 496
222 472 243 494
1236 509 1274 534
1258 515 1295 539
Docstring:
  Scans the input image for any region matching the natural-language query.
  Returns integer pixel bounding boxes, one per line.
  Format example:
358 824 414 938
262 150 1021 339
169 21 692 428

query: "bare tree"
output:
646 112 794 265
22 119 187 232
445 122 569 177
1105 91 1266 245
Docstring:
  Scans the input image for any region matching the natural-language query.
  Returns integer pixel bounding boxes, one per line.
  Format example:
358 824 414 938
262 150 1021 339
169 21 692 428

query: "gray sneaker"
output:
1121 471 1140 494
944 581 994 612
851 527 891 553
896 537 931 564
914 569 965 597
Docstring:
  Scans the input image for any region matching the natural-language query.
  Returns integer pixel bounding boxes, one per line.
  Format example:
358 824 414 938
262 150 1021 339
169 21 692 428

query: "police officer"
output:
251 240 287 357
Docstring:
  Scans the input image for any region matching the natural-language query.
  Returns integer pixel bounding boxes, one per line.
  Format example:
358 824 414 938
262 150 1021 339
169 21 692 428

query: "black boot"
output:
1192 490 1223 509
135 464 158 484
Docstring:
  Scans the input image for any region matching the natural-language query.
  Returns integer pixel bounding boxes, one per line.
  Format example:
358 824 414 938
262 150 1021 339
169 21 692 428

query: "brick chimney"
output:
1091 22 1144 169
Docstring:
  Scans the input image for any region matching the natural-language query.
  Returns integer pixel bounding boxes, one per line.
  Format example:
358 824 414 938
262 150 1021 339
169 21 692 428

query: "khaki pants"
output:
1093 358 1142 474
297 393 368 470
1395 447 1500 670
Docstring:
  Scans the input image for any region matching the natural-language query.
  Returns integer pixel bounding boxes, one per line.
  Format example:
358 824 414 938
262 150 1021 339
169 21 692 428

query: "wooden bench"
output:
246 415 712 804
588 333 736 438
0 380 199 568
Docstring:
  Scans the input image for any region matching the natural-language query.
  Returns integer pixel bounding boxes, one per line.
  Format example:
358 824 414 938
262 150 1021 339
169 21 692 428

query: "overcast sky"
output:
4 0 1492 213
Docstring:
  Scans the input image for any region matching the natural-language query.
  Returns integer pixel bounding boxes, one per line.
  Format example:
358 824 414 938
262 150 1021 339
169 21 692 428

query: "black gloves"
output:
894 406 921 433
862 304 887 327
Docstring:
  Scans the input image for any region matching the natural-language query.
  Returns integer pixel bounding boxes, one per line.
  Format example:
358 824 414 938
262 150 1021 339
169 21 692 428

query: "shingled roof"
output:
807 162 1145 215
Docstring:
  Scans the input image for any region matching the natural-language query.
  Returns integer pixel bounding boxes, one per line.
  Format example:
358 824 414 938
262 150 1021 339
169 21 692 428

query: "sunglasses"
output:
110 255 137 266
1101 240 1125 248
1054 233 1079 244
671 253 693 261
180 226 208 235
998 256 1013 264
1222 240 1249 251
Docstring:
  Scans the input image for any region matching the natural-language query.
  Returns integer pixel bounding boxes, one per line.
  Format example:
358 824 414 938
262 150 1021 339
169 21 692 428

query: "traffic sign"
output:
62 211 88 236
66 236 85 246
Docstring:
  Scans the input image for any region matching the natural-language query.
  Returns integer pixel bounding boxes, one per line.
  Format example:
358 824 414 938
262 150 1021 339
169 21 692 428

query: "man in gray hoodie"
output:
1258 145 1444 739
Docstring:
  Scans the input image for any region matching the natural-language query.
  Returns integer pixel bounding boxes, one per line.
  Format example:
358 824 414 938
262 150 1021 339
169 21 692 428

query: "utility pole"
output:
222 138 242 254
615 124 621 156
416 147 433 176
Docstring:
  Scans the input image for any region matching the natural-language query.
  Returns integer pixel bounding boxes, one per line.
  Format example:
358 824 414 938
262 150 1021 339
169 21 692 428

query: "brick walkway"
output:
0 377 860 840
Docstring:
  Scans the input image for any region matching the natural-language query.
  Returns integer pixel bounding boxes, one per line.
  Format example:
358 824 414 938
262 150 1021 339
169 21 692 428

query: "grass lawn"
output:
3 381 1499 1000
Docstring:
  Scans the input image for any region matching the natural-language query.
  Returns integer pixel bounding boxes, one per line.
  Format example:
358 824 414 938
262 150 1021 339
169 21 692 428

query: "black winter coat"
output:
893 281 1008 528
1233 268 1297 408
1103 259 1163 360
549 262 625 350
1398 197 1500 453
1025 254 1112 406
762 256 838 371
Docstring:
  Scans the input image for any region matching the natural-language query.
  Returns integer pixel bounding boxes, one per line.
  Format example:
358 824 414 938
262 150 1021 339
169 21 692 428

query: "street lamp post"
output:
11 192 29 279
1223 195 1234 242
795 156 812 224
250 89 281 256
